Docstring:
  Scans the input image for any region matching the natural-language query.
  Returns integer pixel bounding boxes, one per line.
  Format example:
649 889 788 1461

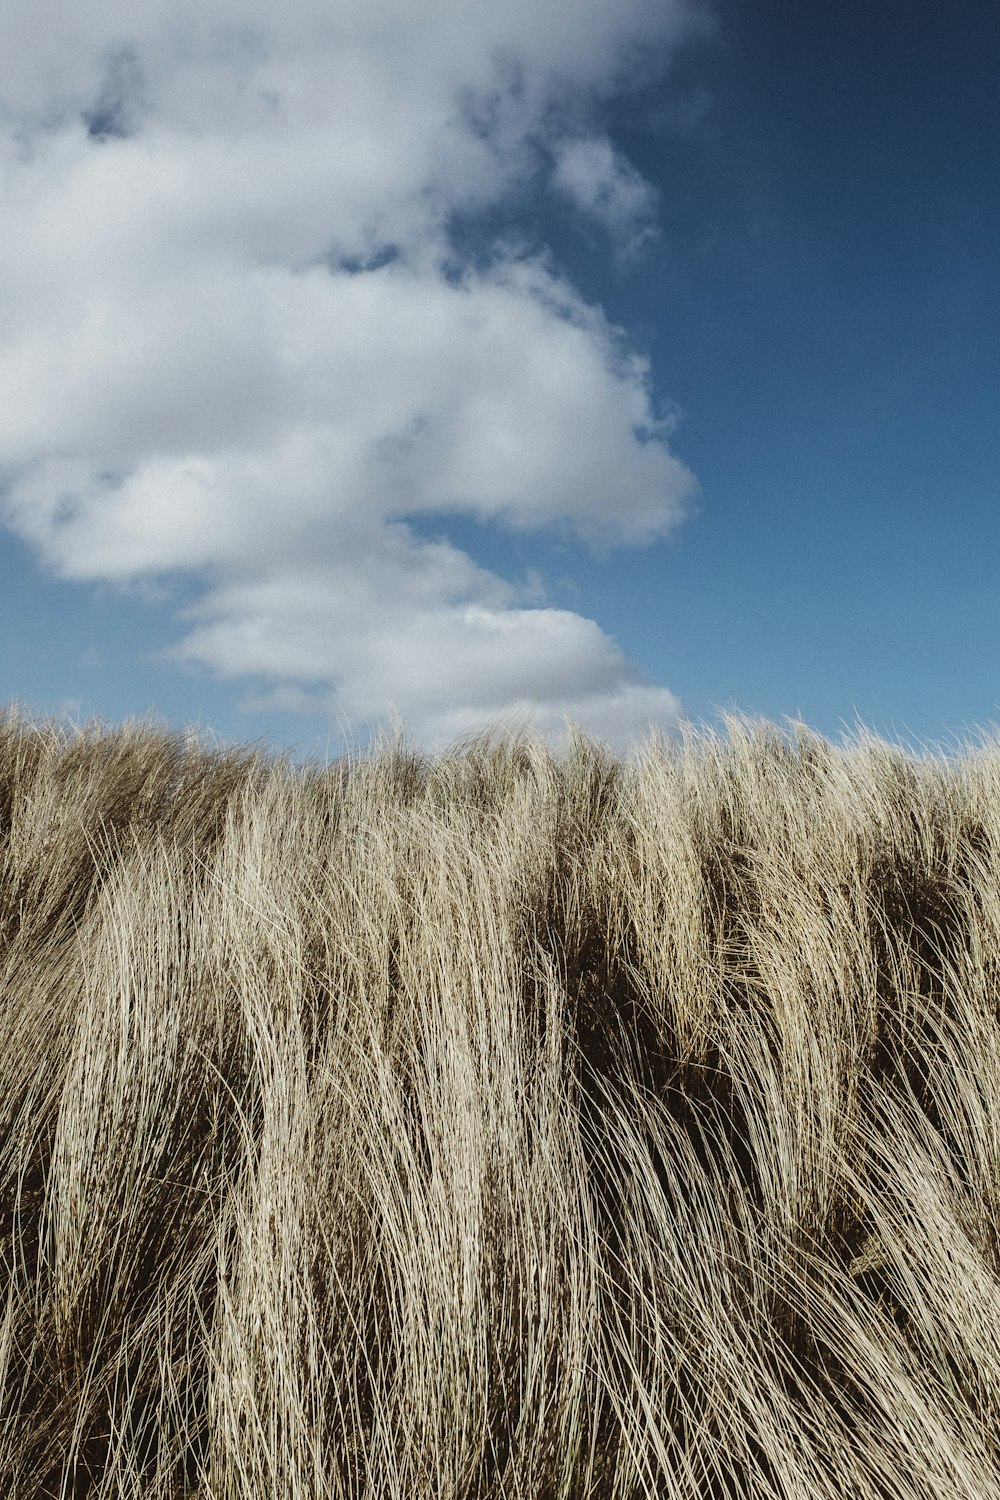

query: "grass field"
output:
3 706 1000 1498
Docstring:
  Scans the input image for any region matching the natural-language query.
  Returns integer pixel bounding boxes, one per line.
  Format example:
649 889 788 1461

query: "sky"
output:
1 0 998 757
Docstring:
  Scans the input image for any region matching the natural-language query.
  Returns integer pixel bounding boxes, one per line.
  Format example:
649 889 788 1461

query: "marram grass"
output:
3 707 1000 1498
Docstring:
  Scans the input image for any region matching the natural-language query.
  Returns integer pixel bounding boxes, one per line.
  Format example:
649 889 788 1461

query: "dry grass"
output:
3 705 1000 1498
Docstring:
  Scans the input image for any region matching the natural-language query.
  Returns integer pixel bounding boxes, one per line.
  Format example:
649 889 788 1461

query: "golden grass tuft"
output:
3 705 1000 1497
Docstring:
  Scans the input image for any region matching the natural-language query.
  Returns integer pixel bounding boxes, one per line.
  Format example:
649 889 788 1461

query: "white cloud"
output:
552 136 659 251
175 559 683 752
0 0 704 748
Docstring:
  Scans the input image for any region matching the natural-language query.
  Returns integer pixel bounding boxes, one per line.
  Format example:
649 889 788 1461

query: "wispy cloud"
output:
0 0 703 747
551 136 659 253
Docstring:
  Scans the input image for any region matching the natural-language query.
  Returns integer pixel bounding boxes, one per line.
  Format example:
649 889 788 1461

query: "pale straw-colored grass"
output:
2 706 1000 1497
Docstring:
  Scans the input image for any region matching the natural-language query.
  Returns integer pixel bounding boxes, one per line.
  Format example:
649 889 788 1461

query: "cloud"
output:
0 0 704 748
172 557 682 750
551 136 659 251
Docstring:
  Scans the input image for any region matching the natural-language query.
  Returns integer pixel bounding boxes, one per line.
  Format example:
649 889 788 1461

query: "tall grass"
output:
3 706 1000 1498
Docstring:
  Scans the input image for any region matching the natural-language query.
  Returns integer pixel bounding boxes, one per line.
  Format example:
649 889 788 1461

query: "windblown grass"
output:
3 706 1000 1498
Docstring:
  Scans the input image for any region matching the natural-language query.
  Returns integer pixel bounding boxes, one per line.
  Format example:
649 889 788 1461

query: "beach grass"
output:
3 706 1000 1497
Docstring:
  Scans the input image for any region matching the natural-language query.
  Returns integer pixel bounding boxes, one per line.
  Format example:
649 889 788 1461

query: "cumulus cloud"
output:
172 556 683 750
0 0 703 748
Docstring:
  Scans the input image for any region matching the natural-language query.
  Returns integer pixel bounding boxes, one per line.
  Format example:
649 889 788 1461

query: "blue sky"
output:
1 0 998 755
